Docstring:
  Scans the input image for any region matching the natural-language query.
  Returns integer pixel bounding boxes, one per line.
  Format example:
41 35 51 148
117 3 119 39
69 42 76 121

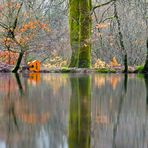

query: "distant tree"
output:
113 1 128 73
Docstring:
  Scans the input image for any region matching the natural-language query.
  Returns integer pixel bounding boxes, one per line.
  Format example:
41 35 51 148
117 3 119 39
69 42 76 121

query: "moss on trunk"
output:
78 0 92 68
69 0 80 67
68 0 92 68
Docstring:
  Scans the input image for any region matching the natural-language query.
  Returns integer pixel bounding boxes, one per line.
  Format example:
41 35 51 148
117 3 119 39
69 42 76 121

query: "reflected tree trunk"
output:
112 74 128 147
124 74 128 93
69 75 91 148
143 39 148 73
15 73 24 96
144 74 148 106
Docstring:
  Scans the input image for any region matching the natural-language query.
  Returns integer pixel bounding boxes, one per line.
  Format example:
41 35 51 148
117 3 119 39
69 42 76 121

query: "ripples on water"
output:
0 73 147 148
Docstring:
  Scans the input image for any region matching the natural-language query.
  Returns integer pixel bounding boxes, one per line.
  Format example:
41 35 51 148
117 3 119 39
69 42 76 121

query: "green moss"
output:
136 74 144 79
61 67 71 73
68 0 92 68
78 0 92 68
68 0 80 67
135 65 144 72
95 68 116 73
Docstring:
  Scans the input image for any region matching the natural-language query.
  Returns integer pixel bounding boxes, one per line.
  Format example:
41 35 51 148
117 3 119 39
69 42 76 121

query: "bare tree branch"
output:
91 0 115 15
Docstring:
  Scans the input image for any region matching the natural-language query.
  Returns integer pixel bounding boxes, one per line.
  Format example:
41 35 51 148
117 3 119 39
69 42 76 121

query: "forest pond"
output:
0 73 148 148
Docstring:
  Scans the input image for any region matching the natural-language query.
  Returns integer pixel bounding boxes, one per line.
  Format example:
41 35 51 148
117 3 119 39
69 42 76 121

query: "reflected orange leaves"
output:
43 75 68 95
0 76 18 92
94 76 105 88
108 76 121 90
94 75 121 89
96 115 109 124
16 112 50 125
4 98 51 125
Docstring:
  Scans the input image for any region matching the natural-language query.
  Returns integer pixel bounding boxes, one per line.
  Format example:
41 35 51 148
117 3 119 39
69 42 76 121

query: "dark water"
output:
0 73 147 148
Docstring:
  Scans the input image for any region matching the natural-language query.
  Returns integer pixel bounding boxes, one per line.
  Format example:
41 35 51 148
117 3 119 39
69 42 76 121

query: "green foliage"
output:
136 65 144 72
95 68 116 73
61 67 71 73
136 74 144 79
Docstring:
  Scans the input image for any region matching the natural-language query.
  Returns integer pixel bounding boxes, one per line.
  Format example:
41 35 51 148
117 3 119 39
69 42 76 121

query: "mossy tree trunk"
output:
69 76 91 148
68 0 92 68
69 0 80 67
78 0 92 68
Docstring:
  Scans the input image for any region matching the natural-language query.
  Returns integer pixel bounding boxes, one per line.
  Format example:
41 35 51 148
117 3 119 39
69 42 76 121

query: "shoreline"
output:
0 67 147 74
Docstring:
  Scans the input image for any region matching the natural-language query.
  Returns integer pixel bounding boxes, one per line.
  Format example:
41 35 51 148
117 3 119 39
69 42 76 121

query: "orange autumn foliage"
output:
110 57 120 67
96 23 110 29
0 1 50 65
0 51 18 65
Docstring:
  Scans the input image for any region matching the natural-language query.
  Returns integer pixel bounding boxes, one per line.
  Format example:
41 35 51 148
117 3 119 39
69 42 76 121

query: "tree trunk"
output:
12 52 24 73
78 0 92 68
144 74 148 106
114 3 128 73
68 0 92 68
124 54 128 73
143 38 148 72
68 0 80 67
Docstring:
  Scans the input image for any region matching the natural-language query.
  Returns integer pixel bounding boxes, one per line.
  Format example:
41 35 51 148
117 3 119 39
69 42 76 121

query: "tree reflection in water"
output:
69 75 91 148
0 73 147 148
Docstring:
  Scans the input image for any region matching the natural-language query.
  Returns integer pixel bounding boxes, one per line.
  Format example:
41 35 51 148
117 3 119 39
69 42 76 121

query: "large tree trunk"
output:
12 52 24 73
68 0 92 68
143 38 148 72
68 0 80 67
78 0 92 68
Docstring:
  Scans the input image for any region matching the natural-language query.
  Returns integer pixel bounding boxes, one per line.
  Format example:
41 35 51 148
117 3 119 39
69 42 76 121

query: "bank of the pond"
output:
0 66 147 74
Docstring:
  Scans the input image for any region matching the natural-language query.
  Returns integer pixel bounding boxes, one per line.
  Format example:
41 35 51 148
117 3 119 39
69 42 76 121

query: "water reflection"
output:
69 75 91 148
144 74 148 106
0 73 69 148
92 74 147 148
0 73 147 148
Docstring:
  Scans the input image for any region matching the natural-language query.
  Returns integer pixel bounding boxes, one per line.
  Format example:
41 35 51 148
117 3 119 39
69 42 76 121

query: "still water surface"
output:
0 73 147 148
